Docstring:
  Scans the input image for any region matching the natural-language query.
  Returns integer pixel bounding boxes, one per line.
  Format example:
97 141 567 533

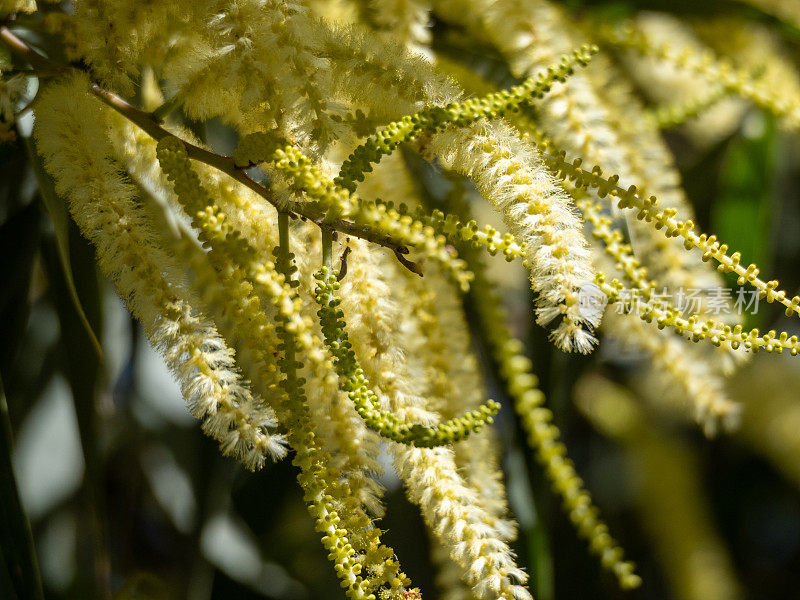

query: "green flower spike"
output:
313 266 499 447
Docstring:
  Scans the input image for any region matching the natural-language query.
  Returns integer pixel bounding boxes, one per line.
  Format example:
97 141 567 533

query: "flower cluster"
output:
314 266 500 446
4 1 800 599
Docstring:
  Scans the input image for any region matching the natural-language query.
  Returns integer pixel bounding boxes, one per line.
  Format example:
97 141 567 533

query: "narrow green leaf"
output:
23 137 103 359
41 229 110 597
711 111 777 328
506 448 554 600
713 113 776 268
0 377 44 600
0 137 33 226
0 201 39 384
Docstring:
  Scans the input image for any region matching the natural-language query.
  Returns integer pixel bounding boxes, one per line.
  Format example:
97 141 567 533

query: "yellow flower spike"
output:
597 274 800 356
576 196 652 293
577 192 747 369
33 75 288 470
314 266 500 447
332 241 531 600
234 132 473 289
14 2 800 597
479 285 642 591
396 258 518 550
176 226 406 600
580 194 742 432
415 207 526 262
432 121 602 353
439 175 640 590
599 20 800 131
540 141 800 325
335 43 598 193
149 135 411 600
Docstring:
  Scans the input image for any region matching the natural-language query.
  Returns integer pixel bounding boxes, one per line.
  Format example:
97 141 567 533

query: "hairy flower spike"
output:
433 121 602 353
10 2 800 598
314 266 499 446
33 75 289 469
540 141 800 325
440 177 640 589
316 233 530 600
600 21 800 131
153 135 406 599
234 132 474 289
335 44 598 193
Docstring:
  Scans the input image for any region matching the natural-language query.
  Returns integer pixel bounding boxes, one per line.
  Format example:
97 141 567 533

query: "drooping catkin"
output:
432 120 602 353
338 243 532 600
34 74 287 468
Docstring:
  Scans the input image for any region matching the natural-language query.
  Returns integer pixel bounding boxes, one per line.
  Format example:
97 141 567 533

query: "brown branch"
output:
0 25 405 253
